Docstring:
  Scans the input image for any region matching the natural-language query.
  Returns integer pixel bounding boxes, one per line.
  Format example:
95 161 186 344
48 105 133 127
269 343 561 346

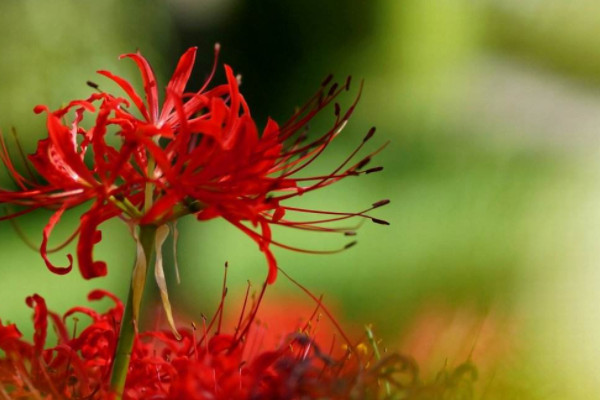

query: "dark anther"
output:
344 231 357 236
372 199 390 208
363 127 376 143
356 157 371 170
321 74 333 87
334 103 341 116
86 81 99 89
290 333 312 346
345 76 352 91
365 166 383 174
113 193 125 201
344 241 358 249
371 218 390 226
327 83 339 97
371 218 390 225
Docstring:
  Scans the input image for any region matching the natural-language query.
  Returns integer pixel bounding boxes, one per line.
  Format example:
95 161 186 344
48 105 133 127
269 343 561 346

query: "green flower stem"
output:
110 225 157 398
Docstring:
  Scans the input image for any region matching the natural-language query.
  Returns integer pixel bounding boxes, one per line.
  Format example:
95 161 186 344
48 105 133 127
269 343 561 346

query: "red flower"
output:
0 45 388 283
0 290 122 398
0 289 412 400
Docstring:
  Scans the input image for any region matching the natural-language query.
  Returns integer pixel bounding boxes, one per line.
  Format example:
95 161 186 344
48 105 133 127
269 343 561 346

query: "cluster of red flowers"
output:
0 291 119 398
0 289 423 400
0 46 427 399
0 45 388 284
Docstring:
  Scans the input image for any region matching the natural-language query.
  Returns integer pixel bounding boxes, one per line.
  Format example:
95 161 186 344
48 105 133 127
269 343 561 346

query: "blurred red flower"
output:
0 290 402 399
0 290 121 398
398 302 517 382
0 46 387 283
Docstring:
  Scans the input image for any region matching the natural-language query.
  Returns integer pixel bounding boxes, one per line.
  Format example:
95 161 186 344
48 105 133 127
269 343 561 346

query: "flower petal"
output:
40 206 74 275
226 217 278 284
97 69 150 121
77 206 109 279
160 47 197 122
120 51 160 123
25 294 47 355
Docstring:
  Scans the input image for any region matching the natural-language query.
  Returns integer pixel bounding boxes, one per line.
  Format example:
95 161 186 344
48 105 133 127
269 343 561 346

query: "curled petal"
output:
77 208 108 279
264 246 278 284
88 289 122 304
63 306 100 321
226 217 278 284
260 220 278 284
25 294 47 355
40 206 73 275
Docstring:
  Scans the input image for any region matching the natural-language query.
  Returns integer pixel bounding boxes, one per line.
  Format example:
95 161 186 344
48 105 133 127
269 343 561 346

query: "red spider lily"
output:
0 288 416 400
0 45 388 284
0 290 121 398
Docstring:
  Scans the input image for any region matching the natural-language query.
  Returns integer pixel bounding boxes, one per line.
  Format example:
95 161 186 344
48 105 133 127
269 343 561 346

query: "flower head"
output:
0 45 388 283
0 288 437 400
0 290 121 398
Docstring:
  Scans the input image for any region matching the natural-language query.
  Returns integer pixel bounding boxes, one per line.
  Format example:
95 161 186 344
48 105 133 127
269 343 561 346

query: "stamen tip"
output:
363 127 376 142
86 80 99 90
327 83 339 97
372 199 390 208
371 218 390 226
365 166 383 174
356 156 371 170
321 74 334 87
345 241 358 249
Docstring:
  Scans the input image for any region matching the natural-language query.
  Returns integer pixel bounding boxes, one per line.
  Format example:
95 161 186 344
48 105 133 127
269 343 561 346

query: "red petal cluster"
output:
0 46 388 283
0 290 121 398
0 291 413 400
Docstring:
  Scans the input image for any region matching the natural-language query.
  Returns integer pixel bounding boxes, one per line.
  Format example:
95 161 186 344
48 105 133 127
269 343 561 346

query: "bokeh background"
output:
0 1 598 398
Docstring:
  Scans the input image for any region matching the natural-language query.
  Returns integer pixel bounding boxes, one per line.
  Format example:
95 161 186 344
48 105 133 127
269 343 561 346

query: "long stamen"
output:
277 266 354 351
217 262 228 334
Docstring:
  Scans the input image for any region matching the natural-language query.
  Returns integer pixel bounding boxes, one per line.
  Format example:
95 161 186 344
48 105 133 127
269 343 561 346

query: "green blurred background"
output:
0 0 598 398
